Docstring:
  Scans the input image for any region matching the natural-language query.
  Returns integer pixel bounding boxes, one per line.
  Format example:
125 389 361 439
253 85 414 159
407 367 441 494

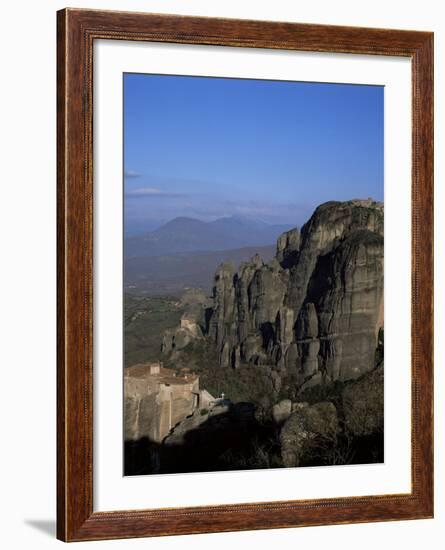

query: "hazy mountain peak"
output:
125 215 293 259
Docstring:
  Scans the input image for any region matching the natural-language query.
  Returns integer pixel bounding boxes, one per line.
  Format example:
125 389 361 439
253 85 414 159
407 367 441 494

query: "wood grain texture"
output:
57 8 434 542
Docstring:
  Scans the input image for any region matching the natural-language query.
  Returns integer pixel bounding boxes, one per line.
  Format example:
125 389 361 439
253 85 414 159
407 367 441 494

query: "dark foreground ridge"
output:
125 371 384 475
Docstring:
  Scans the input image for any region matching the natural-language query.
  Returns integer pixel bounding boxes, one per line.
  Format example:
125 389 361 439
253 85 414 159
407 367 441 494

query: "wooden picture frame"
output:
57 8 434 542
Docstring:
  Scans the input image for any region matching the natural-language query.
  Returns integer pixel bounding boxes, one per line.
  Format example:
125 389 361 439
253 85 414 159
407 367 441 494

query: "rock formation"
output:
342 361 384 437
272 399 293 424
206 200 384 385
161 307 204 354
280 401 338 467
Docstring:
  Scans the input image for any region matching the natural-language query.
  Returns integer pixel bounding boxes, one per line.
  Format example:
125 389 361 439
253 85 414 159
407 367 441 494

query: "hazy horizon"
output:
125 203 382 238
124 73 384 231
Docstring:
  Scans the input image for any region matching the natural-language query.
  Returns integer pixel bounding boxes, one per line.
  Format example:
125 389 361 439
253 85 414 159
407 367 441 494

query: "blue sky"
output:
124 73 383 231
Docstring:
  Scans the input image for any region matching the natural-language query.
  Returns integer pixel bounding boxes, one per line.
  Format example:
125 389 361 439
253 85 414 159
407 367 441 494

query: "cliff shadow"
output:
124 403 281 476
124 392 384 476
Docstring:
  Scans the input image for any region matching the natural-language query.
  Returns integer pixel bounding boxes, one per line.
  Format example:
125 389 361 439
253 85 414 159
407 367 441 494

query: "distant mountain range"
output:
125 216 292 259
124 219 167 238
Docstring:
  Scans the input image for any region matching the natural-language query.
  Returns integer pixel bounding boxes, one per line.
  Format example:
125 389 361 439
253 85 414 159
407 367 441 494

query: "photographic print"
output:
123 73 384 476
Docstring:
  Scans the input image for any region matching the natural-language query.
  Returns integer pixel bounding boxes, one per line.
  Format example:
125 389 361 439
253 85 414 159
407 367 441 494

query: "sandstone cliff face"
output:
206 200 384 384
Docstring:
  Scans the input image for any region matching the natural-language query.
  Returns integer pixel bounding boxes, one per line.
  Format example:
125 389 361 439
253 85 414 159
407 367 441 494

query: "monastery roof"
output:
125 363 198 385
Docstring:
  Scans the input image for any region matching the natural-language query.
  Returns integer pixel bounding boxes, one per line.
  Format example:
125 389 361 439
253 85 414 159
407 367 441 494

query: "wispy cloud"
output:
124 170 141 178
126 187 186 198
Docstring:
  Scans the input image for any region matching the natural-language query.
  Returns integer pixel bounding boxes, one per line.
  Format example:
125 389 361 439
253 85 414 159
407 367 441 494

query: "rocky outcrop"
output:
280 401 338 467
162 305 204 354
342 362 384 437
206 200 384 385
276 228 300 267
272 399 293 424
